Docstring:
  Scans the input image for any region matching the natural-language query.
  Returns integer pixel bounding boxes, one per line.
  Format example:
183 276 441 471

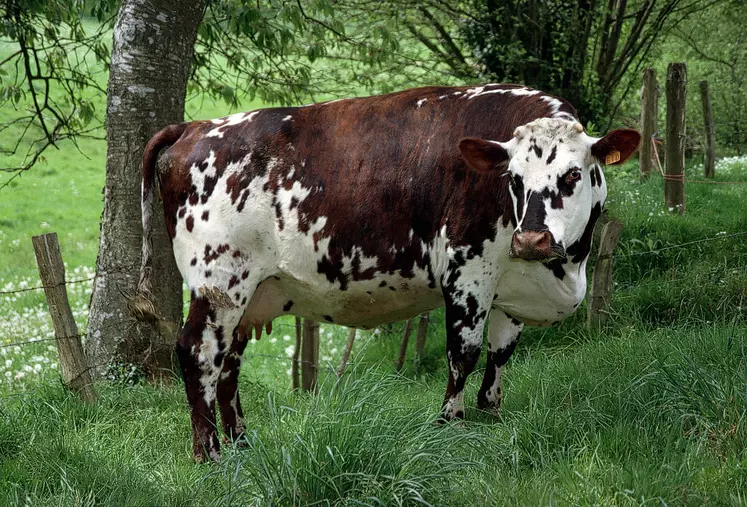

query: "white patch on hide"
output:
207 111 259 139
464 85 540 100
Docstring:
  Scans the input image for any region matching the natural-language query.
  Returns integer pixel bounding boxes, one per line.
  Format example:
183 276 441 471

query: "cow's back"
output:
162 85 575 255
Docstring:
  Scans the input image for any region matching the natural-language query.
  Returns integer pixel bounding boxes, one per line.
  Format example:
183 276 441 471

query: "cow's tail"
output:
130 123 188 322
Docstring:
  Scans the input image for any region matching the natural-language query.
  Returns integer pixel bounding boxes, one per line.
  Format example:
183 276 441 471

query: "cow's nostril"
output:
512 233 523 249
536 232 551 250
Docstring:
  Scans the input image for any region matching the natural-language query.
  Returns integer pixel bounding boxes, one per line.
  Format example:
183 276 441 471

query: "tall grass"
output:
2 320 745 505
204 372 487 506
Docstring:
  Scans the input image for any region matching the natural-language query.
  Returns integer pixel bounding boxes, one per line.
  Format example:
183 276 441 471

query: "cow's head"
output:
459 118 640 262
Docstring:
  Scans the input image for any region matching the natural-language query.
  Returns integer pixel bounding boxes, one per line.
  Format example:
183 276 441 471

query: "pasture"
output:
1 8 747 502
1 115 746 503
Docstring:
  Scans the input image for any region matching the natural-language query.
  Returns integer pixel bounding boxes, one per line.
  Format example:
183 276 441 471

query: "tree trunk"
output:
699 80 716 179
640 68 658 180
665 62 687 215
86 0 205 379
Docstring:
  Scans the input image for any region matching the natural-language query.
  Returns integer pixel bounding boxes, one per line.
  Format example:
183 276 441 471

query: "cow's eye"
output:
566 169 581 184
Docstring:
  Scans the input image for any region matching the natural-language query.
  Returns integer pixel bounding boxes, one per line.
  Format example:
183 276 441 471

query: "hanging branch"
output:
0 1 113 182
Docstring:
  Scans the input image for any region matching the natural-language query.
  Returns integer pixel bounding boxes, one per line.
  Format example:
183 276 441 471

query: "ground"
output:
1 58 746 504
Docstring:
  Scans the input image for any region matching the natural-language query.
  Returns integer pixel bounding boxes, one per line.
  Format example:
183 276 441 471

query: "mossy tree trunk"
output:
86 0 205 379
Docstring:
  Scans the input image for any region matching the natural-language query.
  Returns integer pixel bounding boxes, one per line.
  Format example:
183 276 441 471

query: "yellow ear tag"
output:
605 150 621 165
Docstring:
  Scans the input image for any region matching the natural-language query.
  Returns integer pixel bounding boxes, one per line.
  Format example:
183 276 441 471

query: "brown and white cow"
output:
133 84 640 462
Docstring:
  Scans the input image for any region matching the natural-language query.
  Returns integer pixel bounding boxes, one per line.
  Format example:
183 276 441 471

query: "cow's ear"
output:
458 138 510 173
591 129 641 166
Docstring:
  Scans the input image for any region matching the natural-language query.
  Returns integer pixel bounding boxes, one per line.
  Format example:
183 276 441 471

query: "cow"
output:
132 84 640 462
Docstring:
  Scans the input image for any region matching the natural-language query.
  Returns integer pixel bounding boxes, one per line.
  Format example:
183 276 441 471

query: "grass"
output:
2 33 747 506
1 323 745 505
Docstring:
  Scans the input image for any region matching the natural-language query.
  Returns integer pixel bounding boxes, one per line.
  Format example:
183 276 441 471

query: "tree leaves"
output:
0 0 111 180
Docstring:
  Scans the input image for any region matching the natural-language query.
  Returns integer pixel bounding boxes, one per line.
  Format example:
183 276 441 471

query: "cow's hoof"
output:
222 435 248 448
192 449 208 464
478 406 501 419
194 452 221 464
436 410 465 425
193 444 221 464
477 399 502 418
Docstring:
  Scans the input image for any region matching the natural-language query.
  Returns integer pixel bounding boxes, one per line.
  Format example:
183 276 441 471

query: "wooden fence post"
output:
336 328 357 377
291 316 301 391
395 318 414 372
700 80 716 179
32 233 97 402
301 319 319 392
665 62 687 215
587 221 623 329
640 68 659 180
415 313 429 364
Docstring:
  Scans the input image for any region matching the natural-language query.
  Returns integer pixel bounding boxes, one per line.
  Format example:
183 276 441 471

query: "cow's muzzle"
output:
509 230 563 261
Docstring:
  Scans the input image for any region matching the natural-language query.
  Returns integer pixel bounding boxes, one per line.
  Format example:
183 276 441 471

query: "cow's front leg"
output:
176 296 243 463
477 309 523 416
217 328 249 444
441 280 493 421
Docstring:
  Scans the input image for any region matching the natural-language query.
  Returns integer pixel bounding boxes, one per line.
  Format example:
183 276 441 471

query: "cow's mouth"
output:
509 230 565 261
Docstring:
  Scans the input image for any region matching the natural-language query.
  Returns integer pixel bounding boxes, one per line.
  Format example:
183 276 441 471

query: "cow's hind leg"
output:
477 310 523 416
176 295 244 463
217 330 249 444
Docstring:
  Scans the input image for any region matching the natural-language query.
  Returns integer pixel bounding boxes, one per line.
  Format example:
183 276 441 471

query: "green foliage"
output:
462 0 596 117
0 0 451 181
192 0 406 106
460 0 719 126
660 1 747 153
0 0 111 176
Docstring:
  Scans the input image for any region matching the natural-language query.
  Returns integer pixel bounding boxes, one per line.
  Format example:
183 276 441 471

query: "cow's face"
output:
459 118 640 261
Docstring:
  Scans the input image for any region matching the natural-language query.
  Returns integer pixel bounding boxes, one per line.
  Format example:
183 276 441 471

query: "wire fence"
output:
0 292 416 370
650 136 747 185
0 314 420 390
0 275 96 296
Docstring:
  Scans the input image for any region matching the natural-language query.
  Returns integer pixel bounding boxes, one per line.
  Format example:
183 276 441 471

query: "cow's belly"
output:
494 260 587 326
243 272 443 330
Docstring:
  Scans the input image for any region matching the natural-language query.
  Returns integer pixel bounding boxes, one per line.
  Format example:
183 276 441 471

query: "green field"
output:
2 42 747 507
